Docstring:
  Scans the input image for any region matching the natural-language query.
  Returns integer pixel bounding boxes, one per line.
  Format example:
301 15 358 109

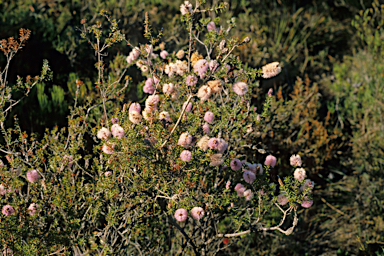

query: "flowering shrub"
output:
0 2 314 255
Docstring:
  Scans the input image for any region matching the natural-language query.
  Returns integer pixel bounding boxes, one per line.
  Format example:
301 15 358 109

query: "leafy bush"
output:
0 2 315 255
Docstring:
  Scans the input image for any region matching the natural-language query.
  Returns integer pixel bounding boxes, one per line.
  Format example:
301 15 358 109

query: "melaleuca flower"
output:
262 62 281 79
175 208 188 222
197 135 210 151
142 108 155 121
265 155 277 167
225 180 231 189
294 168 306 181
207 80 223 93
217 138 228 153
186 75 198 86
243 171 256 184
102 143 115 154
126 47 140 63
176 49 185 59
197 85 212 103
178 131 193 148
191 207 204 220
208 138 219 150
277 193 288 206
163 83 175 96
0 184 6 195
232 82 248 96
111 124 124 139
111 117 119 124
202 123 210 134
129 103 141 113
27 203 39 216
104 171 112 177
191 51 203 66
180 150 192 162
204 111 215 124
209 60 219 72
235 183 246 197
160 50 168 59
26 169 40 183
159 111 172 122
268 88 273 97
193 59 209 78
97 127 111 140
2 205 15 216
143 78 155 94
290 154 302 167
129 110 142 124
64 155 73 168
176 60 188 76
243 162 257 174
165 62 177 77
145 44 153 54
145 95 159 111
300 179 314 192
180 1 193 15
207 21 217 32
140 65 148 73
210 154 224 166
256 164 264 174
301 196 313 208
230 158 242 171
244 189 254 201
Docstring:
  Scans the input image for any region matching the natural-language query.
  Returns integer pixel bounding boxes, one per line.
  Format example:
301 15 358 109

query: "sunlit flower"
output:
159 111 172 122
290 154 302 167
180 150 192 162
111 124 124 139
264 155 277 167
204 111 215 124
197 136 210 151
294 168 306 181
180 1 193 15
186 75 198 86
207 80 222 93
193 59 209 79
97 127 111 140
27 169 40 183
191 207 204 220
2 205 15 216
197 85 212 102
262 62 281 79
129 103 141 113
178 131 193 148
175 208 188 222
243 189 254 201
232 82 248 96
102 143 115 154
129 110 142 124
176 49 185 59
243 171 256 184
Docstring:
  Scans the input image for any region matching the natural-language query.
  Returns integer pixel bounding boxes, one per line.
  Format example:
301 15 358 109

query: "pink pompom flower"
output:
27 203 39 216
207 21 217 32
243 189 254 201
217 138 228 153
301 196 313 208
197 85 212 103
2 205 15 216
27 169 40 183
111 117 119 124
174 208 188 222
277 193 288 206
111 124 124 139
143 83 155 94
186 75 198 86
290 154 302 167
191 207 205 220
294 168 306 181
225 180 231 189
300 179 314 191
268 88 273 97
243 171 256 184
159 111 172 122
102 143 115 154
193 59 209 79
160 50 169 59
180 1 193 15
182 101 193 112
178 131 193 148
104 171 112 177
264 155 277 167
180 150 192 162
204 111 215 124
129 103 141 113
230 158 242 171
232 82 248 96
202 123 210 134
235 183 246 197
208 138 219 150
97 127 111 140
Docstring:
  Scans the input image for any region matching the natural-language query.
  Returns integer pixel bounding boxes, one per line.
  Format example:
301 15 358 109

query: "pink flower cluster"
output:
174 207 205 221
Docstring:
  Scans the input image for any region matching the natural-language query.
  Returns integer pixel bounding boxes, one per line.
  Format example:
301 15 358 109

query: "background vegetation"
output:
1 0 383 255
